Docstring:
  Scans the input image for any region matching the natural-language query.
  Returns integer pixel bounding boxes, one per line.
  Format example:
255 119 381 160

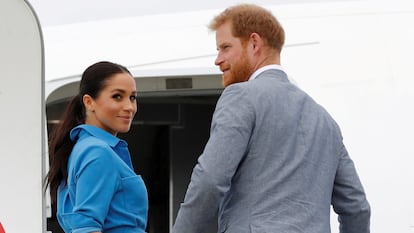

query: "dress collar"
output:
70 124 127 148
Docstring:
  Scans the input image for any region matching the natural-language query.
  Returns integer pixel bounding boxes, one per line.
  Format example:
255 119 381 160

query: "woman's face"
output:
84 72 137 135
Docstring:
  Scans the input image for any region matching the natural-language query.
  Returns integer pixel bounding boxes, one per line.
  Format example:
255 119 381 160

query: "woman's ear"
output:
83 94 94 112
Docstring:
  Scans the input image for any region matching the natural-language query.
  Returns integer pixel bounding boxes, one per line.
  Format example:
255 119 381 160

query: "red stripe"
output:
0 222 5 233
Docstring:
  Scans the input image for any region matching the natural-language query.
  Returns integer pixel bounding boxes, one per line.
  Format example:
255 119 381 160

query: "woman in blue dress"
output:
46 61 148 233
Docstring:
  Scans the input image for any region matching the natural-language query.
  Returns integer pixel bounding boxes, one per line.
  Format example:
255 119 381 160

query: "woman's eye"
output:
130 95 137 101
112 94 122 100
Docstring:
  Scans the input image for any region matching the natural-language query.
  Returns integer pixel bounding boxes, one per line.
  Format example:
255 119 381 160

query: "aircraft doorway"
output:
127 99 219 233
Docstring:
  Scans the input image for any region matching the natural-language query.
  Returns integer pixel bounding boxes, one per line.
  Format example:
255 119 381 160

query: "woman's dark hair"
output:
45 61 131 203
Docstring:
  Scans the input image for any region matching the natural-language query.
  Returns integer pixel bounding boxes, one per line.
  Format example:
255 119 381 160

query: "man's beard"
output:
223 49 254 87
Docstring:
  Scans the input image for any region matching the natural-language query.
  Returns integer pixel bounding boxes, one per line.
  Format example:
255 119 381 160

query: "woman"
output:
46 61 148 233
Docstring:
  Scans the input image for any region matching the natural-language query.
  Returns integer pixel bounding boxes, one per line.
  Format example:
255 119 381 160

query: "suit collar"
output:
248 64 284 81
254 68 289 83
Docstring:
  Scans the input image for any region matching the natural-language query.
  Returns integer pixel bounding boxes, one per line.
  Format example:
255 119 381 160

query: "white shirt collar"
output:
248 64 284 81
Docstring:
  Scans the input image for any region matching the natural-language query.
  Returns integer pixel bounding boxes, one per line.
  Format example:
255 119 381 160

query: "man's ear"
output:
83 94 94 112
249 32 263 51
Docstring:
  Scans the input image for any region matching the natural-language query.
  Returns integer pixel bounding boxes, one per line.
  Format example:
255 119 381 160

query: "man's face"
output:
214 22 254 87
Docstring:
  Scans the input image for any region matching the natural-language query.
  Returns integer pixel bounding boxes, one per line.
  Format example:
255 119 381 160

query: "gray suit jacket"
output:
172 69 370 233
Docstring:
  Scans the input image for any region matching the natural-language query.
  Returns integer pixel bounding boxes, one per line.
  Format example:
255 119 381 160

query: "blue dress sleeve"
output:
61 144 120 232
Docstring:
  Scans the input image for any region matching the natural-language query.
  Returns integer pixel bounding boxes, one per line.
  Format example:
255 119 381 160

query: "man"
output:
173 4 370 233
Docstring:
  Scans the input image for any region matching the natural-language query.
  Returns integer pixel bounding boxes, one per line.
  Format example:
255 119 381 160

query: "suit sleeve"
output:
172 84 254 233
332 145 371 233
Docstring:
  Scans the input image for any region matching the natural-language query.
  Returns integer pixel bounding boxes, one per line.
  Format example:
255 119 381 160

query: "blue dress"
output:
57 124 148 233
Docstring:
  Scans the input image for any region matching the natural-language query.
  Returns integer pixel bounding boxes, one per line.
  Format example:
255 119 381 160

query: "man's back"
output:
215 69 369 232
173 69 370 233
